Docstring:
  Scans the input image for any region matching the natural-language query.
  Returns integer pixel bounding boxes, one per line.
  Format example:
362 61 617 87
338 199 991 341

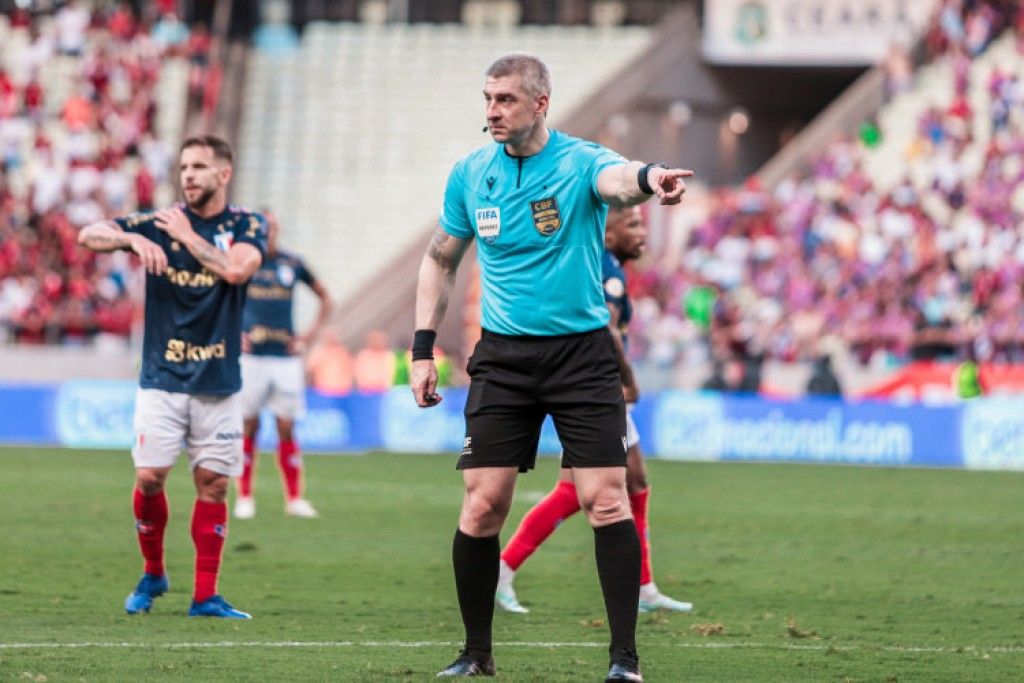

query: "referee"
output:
411 54 692 681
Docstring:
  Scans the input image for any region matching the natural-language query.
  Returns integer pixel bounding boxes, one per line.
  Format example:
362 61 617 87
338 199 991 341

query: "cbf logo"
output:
530 197 561 236
475 207 501 244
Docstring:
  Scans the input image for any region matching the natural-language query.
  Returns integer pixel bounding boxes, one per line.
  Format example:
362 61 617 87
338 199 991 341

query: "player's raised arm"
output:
411 224 472 408
597 161 694 208
153 207 262 284
78 219 167 275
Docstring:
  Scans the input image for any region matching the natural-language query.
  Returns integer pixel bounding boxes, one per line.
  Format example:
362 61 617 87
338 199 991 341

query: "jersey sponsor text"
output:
164 338 227 363
166 265 217 288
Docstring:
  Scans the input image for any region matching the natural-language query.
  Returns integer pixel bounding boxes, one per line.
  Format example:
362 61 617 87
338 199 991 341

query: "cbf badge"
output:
475 207 501 244
530 197 561 236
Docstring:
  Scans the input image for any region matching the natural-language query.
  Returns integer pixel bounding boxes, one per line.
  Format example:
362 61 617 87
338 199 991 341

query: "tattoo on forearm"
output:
427 227 457 269
188 237 230 271
427 229 448 258
431 288 451 327
83 233 130 251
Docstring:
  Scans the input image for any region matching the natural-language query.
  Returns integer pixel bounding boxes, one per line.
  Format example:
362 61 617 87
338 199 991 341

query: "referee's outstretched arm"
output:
411 225 472 408
597 161 694 208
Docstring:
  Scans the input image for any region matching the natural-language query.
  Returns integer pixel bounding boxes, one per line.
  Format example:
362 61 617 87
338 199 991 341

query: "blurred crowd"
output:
8 0 1024 401
623 0 1024 390
0 0 203 345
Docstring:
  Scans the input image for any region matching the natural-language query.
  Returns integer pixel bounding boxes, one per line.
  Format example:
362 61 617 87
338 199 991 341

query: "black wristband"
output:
638 163 667 194
411 329 437 361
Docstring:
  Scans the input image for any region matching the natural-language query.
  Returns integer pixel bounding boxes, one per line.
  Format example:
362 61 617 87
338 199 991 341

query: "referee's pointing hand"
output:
648 167 694 206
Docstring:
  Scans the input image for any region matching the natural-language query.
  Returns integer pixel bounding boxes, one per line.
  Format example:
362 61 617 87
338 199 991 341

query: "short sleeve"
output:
604 276 626 309
295 258 316 287
233 212 269 260
114 211 156 236
439 162 473 238
586 144 627 200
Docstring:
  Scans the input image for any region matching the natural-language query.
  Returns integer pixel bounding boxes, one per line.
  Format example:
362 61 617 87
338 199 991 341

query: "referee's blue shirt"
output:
441 130 626 336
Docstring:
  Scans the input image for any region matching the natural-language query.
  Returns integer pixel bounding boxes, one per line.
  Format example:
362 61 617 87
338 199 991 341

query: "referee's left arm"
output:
411 224 472 408
597 162 694 208
415 225 472 333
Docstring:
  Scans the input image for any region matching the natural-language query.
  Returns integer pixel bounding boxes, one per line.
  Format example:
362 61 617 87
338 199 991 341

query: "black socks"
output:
594 519 641 657
451 521 639 660
452 529 500 654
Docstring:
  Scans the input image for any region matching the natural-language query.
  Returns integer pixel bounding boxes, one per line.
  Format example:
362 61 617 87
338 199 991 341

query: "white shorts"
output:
239 354 306 420
132 388 243 477
625 409 640 449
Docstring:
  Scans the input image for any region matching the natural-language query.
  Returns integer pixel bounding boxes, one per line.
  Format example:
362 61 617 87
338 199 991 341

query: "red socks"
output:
277 439 302 500
238 437 304 501
629 488 652 585
500 482 655 586
191 500 227 602
501 480 581 570
238 436 255 498
133 489 168 576
135 492 230 601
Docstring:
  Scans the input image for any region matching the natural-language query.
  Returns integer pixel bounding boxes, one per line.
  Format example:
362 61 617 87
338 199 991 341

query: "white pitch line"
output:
1 641 1022 654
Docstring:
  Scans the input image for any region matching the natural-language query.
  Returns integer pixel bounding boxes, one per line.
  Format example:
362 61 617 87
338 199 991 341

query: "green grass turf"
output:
0 447 1023 681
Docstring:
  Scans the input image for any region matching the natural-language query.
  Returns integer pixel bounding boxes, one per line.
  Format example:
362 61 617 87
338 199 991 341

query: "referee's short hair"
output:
486 53 551 100
180 135 233 164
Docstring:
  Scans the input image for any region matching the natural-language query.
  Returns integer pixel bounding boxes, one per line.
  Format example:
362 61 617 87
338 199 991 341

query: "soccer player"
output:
77 135 265 619
234 210 332 520
495 206 693 616
411 53 692 681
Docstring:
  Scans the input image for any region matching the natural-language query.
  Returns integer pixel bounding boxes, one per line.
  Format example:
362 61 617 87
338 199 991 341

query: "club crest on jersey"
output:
475 207 501 244
530 197 561 236
213 232 234 252
277 263 295 286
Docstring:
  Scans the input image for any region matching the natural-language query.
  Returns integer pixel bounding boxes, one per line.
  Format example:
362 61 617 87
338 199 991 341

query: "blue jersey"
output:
243 250 316 356
602 249 632 350
441 130 626 336
116 204 267 395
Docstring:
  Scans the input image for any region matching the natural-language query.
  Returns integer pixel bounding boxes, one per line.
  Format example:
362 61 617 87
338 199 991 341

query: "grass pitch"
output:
0 447 1023 681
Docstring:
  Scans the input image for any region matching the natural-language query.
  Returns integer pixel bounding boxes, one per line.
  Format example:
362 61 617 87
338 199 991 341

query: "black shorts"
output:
458 327 627 472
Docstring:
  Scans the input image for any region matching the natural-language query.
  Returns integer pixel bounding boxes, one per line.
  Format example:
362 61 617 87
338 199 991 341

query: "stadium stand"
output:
0 1 187 349
6 0 1022 398
625 0 1024 390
